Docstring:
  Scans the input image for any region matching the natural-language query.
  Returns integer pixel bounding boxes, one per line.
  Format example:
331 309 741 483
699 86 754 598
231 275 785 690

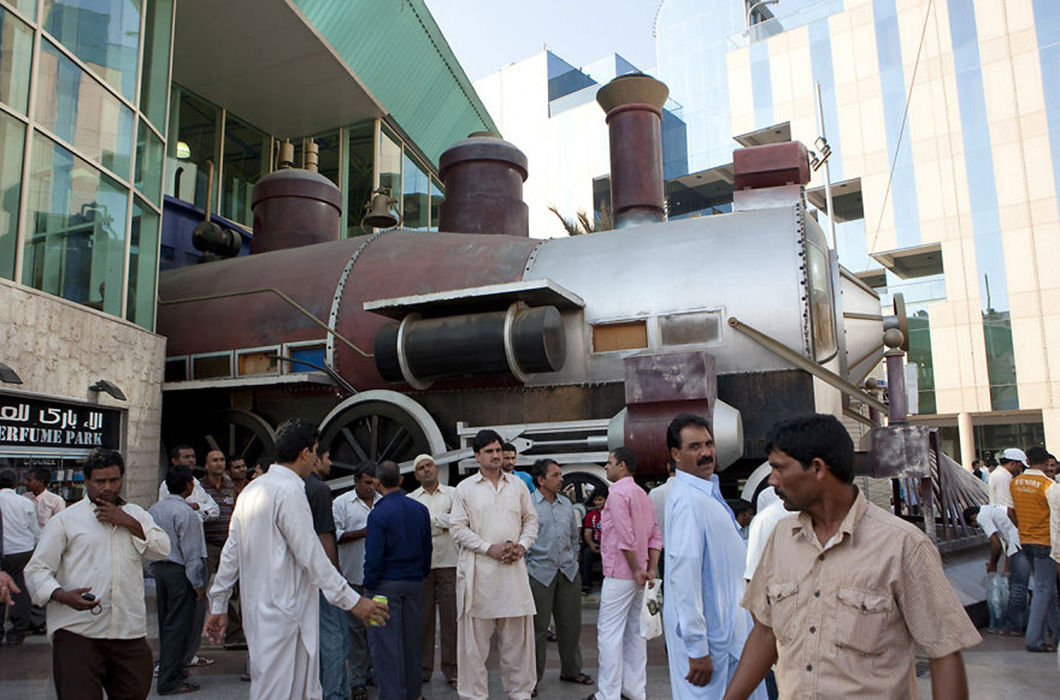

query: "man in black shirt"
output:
305 448 350 700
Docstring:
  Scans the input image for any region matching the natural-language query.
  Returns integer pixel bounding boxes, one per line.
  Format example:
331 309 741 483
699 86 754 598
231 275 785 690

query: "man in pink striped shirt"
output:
586 447 662 700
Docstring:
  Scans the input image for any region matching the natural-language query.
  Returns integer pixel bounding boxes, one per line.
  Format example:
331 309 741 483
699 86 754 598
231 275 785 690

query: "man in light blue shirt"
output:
663 413 764 700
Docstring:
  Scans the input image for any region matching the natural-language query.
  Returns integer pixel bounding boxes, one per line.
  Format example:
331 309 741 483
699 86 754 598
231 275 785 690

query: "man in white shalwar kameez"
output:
663 414 765 700
205 419 387 700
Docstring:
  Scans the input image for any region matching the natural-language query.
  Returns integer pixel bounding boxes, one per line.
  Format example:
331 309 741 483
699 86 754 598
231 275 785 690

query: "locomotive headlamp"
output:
362 188 400 230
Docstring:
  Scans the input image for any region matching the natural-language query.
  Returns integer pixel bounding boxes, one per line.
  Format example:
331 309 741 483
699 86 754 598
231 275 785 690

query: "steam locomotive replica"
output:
157 73 888 494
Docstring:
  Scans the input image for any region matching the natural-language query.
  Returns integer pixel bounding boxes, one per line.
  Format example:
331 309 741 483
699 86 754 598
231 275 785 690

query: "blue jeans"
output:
1007 549 1031 632
319 592 351 700
1021 544 1060 650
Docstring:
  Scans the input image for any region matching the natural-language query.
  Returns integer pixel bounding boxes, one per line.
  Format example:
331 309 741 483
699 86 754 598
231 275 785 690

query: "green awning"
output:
293 0 499 166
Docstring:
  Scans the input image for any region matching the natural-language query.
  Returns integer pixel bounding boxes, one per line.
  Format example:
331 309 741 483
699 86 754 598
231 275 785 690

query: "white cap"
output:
412 453 434 468
999 447 1028 466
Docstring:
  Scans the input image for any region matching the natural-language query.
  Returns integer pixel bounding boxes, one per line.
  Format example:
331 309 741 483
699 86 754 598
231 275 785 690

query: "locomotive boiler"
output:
157 73 887 493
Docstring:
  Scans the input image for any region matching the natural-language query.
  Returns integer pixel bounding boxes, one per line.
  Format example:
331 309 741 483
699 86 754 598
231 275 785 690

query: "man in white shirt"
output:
450 429 539 700
24 468 65 528
158 445 220 522
333 461 379 698
408 453 459 687
0 468 39 645
989 448 1025 508
206 419 388 699
963 503 1021 632
25 448 171 698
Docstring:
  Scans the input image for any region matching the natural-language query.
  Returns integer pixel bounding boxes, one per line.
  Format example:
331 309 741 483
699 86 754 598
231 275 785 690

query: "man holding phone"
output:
25 447 172 699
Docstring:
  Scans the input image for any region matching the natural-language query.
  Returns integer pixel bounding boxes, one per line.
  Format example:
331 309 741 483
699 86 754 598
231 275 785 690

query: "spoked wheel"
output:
562 464 611 508
318 390 447 485
200 409 276 470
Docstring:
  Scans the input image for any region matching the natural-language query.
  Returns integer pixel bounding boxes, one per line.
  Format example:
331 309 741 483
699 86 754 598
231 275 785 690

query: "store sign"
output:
0 394 121 451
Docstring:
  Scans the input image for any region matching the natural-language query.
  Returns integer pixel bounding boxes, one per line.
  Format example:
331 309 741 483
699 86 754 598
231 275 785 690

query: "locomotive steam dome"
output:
250 166 342 254
438 132 530 237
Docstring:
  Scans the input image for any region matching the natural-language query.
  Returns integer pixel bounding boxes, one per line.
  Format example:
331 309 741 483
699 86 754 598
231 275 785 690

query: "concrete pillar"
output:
957 411 975 470
1042 408 1060 452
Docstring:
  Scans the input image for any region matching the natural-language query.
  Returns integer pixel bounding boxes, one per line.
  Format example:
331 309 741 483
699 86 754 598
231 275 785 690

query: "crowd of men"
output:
7 410 1053 699
964 445 1060 652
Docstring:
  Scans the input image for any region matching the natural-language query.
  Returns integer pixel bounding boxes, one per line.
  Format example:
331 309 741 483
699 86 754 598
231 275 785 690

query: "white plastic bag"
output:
640 580 663 640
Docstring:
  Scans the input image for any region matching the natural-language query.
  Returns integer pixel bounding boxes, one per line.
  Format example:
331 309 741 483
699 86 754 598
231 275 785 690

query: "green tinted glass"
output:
127 198 159 329
42 0 141 100
0 7 33 114
24 133 128 316
135 120 164 204
0 113 24 280
139 0 174 129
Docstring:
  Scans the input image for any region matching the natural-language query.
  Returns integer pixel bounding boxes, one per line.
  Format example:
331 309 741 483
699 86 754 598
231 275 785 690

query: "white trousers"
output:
595 577 646 700
457 614 535 700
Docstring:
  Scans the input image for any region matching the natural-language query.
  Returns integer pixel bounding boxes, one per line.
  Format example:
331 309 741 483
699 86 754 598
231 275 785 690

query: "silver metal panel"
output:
363 279 584 318
523 208 808 385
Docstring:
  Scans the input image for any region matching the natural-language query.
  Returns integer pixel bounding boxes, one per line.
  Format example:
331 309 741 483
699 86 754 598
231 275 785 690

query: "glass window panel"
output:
220 115 269 226
429 176 444 232
346 121 374 237
135 119 163 204
289 345 325 373
0 7 33 114
660 310 721 346
378 129 402 216
0 112 24 280
139 0 173 129
36 39 134 178
169 89 219 210
402 152 428 231
126 197 157 329
42 0 141 100
24 133 128 316
7 0 36 20
313 132 341 188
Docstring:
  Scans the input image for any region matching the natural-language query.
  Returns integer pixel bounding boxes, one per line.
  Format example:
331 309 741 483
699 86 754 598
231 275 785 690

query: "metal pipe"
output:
886 351 908 423
814 82 838 250
727 316 889 414
157 287 374 358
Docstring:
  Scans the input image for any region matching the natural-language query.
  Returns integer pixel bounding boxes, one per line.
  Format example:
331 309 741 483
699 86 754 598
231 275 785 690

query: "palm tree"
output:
548 203 613 235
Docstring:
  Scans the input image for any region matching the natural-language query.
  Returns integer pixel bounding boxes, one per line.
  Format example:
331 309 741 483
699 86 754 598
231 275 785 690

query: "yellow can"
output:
368 595 388 626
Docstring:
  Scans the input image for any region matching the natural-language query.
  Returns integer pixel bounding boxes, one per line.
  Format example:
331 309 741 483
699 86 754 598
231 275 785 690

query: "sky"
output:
423 0 662 81
425 1 822 82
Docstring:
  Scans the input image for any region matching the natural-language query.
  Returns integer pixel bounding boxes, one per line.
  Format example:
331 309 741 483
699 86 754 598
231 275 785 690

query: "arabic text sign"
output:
0 394 120 451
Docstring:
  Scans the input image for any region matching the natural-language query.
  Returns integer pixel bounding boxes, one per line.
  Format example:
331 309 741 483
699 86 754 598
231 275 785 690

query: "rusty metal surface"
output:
330 230 540 387
732 142 810 190
863 424 933 478
250 168 342 253
604 103 665 228
438 135 529 236
621 349 717 471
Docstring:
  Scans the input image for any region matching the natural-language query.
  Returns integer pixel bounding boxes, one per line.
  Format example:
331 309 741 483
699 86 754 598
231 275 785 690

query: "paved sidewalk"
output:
1 591 1056 698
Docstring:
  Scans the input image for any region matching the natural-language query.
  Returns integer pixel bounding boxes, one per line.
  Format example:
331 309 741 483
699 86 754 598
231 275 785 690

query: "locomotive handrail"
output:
727 316 889 415
157 287 374 358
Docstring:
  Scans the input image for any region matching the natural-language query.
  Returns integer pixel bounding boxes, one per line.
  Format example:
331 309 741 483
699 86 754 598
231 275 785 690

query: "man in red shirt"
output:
581 489 607 595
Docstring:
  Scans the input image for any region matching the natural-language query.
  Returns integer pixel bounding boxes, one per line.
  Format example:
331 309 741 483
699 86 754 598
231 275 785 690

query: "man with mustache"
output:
723 414 980 700
662 413 764 700
25 447 171 699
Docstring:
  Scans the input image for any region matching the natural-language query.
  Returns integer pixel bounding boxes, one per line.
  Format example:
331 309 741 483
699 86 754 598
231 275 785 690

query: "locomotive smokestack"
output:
596 74 668 229
438 133 529 236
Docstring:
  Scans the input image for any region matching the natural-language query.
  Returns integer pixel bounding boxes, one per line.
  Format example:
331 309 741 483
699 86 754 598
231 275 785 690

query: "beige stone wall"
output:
0 278 165 508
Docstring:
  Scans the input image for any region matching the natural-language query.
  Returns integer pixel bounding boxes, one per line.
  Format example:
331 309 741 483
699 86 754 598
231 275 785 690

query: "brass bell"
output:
362 188 399 230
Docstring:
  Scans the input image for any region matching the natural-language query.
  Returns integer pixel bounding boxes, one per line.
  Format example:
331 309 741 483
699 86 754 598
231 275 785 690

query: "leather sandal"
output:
561 673 595 685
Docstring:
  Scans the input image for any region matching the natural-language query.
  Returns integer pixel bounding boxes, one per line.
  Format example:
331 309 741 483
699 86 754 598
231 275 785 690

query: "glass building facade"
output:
0 0 172 330
654 0 1060 450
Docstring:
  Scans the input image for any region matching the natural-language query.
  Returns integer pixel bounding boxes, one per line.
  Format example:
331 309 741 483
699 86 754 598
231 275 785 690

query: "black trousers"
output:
152 562 197 693
1 550 33 642
367 579 423 700
52 629 153 700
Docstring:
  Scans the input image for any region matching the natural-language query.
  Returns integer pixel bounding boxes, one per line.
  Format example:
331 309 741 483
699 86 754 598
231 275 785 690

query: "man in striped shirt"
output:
723 414 980 700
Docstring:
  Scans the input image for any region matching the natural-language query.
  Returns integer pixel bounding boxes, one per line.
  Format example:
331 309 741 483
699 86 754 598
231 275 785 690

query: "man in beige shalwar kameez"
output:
450 429 540 700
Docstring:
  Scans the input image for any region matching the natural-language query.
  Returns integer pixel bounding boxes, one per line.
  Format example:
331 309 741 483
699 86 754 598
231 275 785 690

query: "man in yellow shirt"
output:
1008 446 1060 651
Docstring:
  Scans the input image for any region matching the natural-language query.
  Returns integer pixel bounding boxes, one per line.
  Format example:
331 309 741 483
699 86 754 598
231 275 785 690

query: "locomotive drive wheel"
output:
200 409 277 470
318 391 447 484
561 465 610 507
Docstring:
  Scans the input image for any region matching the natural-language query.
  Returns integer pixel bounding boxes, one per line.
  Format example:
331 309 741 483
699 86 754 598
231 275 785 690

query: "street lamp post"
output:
745 0 779 34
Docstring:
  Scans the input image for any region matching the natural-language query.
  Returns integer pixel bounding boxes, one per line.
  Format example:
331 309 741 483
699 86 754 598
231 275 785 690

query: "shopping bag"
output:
986 572 1009 630
640 580 663 640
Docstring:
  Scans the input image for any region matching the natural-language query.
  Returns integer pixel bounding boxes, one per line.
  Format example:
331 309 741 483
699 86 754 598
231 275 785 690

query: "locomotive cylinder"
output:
374 305 565 387
250 167 342 253
596 74 668 229
438 133 530 237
